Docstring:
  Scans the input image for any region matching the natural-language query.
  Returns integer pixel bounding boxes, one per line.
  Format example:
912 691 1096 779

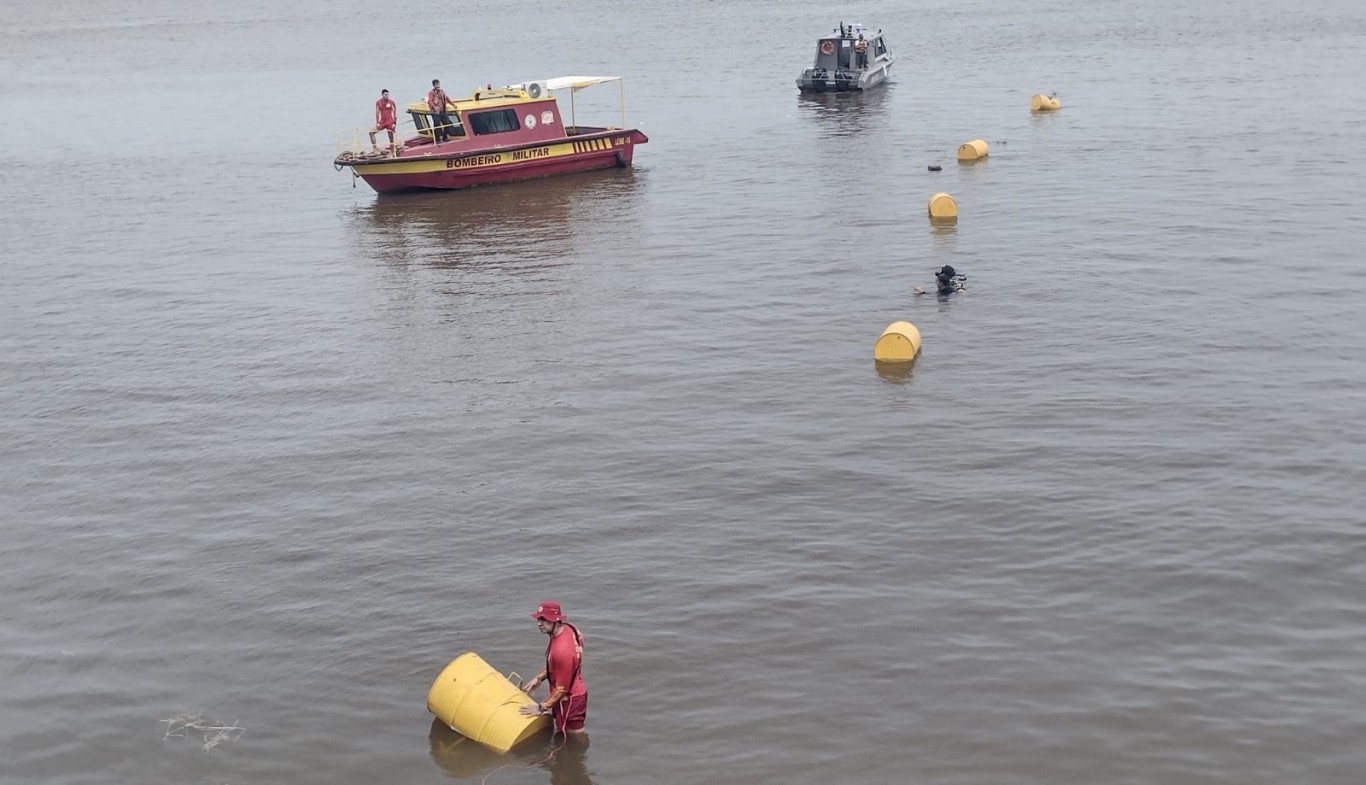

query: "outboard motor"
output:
935 265 966 295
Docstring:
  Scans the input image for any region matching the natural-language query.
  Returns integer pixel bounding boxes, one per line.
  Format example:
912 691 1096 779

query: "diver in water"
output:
932 265 966 295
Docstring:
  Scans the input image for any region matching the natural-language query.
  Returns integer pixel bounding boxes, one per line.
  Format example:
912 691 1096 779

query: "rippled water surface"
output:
3 1 1365 783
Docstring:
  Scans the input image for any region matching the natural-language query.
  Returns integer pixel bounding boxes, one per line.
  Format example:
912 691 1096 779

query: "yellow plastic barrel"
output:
874 321 922 362
1031 94 1061 111
427 652 549 753
956 139 989 161
928 192 958 223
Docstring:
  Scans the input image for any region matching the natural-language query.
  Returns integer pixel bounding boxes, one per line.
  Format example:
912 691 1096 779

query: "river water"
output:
3 0 1365 783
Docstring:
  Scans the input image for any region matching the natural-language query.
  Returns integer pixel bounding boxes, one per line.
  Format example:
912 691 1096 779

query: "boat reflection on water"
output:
796 85 892 138
428 719 595 784
346 169 642 270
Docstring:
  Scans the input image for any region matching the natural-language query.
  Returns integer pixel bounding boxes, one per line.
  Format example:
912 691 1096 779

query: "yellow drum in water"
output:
1031 94 1061 111
928 192 958 223
956 139 989 161
427 652 549 753
874 321 922 362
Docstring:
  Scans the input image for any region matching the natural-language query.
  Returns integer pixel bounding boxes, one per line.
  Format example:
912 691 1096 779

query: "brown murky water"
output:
3 1 1365 783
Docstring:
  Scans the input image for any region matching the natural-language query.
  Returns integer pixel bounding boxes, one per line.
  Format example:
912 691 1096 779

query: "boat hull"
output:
797 53 895 93
350 130 647 194
797 64 892 92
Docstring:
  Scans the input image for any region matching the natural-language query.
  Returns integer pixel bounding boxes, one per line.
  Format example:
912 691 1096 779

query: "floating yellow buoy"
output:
1030 94 1061 112
927 192 958 223
956 139 989 161
427 652 549 753
874 321 922 363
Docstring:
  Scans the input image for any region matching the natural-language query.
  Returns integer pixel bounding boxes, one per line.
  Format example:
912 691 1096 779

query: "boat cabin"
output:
810 24 890 72
403 87 566 148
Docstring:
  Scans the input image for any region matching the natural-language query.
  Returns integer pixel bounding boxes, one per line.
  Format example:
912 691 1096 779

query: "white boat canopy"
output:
543 76 621 92
506 76 629 128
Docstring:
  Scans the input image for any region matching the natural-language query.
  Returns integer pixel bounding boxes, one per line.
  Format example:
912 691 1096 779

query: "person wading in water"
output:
518 601 588 734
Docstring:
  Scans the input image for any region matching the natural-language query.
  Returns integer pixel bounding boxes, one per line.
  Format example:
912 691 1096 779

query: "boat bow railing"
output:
334 118 420 163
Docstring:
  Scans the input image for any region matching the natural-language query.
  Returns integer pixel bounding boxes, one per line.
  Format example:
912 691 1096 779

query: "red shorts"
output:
550 694 587 732
374 121 395 131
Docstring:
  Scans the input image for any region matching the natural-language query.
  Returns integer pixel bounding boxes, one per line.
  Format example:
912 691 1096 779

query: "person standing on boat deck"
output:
518 601 588 734
427 79 454 143
369 89 397 153
854 33 869 69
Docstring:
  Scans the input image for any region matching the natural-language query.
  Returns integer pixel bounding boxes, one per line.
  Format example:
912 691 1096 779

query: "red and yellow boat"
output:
334 75 647 194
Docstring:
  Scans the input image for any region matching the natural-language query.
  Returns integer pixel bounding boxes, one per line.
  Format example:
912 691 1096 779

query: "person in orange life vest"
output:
369 89 397 152
854 33 869 69
518 601 588 733
427 79 455 143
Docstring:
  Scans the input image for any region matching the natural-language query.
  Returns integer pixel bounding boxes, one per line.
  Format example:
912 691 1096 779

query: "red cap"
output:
531 601 566 622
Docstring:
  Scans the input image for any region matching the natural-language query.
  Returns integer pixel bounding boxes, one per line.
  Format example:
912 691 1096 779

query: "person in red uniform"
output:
427 78 454 143
369 89 397 153
518 601 587 733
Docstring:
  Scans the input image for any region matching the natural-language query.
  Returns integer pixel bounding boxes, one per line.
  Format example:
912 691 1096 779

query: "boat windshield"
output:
411 111 466 139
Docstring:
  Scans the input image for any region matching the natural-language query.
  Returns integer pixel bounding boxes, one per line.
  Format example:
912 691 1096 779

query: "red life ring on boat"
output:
820 40 835 56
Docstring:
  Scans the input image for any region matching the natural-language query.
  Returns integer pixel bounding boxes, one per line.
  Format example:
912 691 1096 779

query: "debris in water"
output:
161 713 244 751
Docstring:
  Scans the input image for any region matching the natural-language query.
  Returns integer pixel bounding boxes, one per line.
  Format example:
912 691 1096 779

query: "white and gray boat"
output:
796 23 894 93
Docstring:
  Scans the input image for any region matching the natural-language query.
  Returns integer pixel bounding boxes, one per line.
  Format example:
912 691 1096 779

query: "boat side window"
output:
467 108 520 135
411 112 430 137
875 39 887 56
